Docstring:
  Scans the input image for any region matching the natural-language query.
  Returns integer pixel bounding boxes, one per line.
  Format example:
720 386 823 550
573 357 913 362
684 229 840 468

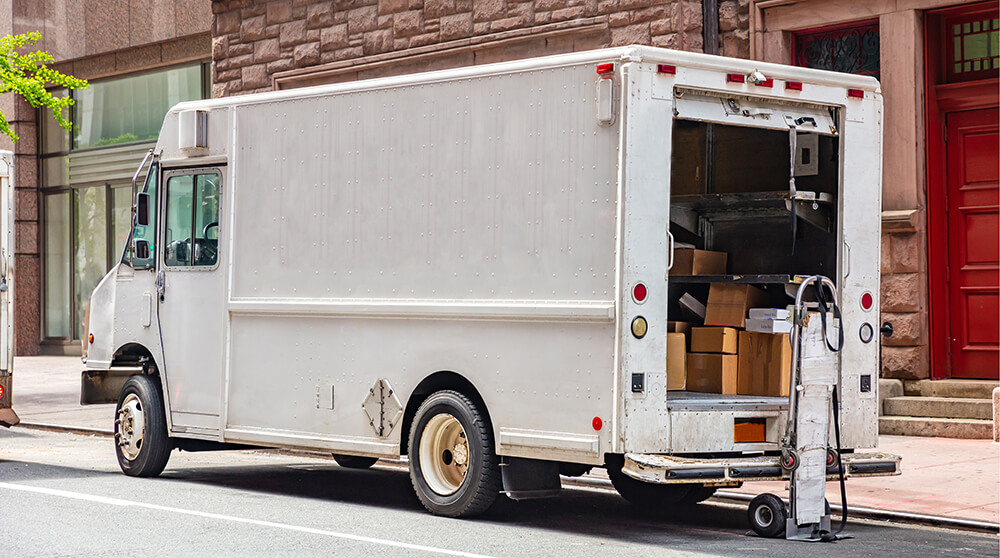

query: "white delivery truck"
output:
83 46 899 539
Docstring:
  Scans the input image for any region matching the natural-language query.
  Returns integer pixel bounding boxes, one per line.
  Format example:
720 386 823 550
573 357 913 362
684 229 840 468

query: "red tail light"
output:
861 292 874 311
633 282 647 303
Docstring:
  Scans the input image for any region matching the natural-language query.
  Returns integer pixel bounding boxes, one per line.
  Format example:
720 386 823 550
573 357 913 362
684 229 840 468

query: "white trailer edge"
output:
83 46 899 531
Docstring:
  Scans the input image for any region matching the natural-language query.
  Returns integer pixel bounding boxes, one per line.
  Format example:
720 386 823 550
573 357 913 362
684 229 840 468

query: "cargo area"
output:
665 117 841 413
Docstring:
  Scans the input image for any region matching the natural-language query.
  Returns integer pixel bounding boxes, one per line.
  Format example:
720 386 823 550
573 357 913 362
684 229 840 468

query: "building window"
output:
946 14 999 82
794 21 880 81
40 63 210 342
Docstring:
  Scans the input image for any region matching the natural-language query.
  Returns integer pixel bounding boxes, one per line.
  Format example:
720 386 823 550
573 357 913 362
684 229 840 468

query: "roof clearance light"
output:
657 64 676 75
633 282 648 304
848 88 865 99
596 63 615 75
861 292 874 311
785 81 803 91
726 73 745 83
755 78 774 88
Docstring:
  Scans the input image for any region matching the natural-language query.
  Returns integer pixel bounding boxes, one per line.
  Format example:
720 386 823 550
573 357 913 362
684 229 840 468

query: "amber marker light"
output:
89 333 94 344
631 316 647 339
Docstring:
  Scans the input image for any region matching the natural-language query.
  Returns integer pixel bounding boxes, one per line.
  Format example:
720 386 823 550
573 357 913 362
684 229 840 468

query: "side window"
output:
129 162 158 268
163 171 221 268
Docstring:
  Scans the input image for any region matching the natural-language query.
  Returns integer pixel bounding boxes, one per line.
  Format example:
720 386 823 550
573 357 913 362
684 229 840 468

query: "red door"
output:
945 107 999 379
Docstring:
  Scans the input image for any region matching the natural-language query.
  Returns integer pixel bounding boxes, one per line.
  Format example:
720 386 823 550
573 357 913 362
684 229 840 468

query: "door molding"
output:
924 2 1000 379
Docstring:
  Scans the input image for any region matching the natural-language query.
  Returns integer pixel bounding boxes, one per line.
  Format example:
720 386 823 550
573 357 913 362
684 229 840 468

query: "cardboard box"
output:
686 353 738 394
671 248 728 276
679 292 706 322
691 327 739 354
667 322 693 350
746 318 793 334
704 284 769 328
737 331 791 397
666 333 687 390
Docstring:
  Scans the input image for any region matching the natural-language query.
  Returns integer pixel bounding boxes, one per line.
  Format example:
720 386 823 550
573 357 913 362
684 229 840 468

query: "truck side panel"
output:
224 63 622 463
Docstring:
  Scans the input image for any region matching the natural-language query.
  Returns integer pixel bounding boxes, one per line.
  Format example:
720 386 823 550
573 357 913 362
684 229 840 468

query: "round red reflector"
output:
633 282 647 303
861 292 874 311
0 385 4 398
592 416 603 431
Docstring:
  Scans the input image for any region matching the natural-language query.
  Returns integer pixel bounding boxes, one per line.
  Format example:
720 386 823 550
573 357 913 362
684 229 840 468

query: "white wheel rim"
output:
755 505 774 528
419 413 470 496
116 393 146 460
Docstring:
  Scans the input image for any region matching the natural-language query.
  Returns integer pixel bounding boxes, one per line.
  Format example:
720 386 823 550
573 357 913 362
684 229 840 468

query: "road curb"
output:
14 421 998 533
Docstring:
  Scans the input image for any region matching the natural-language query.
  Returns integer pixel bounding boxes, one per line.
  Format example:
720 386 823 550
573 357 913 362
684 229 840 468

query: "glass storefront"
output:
40 63 209 344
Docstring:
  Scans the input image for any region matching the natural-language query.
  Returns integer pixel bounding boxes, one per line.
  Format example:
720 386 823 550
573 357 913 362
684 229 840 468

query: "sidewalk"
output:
7 356 999 525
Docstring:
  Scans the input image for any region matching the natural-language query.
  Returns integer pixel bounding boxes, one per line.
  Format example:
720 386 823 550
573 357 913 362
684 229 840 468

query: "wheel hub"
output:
419 413 470 496
115 393 145 460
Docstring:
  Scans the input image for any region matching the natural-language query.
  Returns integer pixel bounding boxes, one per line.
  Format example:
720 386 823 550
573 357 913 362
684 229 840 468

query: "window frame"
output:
159 168 223 272
792 19 881 81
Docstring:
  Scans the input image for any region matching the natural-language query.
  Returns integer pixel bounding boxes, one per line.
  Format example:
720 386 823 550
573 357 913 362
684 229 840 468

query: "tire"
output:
678 484 717 505
605 455 694 507
408 390 501 518
748 493 787 538
114 375 171 477
332 454 378 469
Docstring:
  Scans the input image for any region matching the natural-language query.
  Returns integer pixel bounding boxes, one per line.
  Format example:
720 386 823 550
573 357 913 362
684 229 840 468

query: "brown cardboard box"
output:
671 248 728 276
704 283 769 328
668 322 692 349
691 327 739 354
666 333 687 390
686 353 738 394
737 331 791 397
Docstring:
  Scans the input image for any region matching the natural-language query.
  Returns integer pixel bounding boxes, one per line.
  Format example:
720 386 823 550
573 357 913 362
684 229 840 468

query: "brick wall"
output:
211 0 751 96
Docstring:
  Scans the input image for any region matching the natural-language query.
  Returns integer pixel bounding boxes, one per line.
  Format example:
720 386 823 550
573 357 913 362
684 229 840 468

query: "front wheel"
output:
114 375 171 477
408 390 501 517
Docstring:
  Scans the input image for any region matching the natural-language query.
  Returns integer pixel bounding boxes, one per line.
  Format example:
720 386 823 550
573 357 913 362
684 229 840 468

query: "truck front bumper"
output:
623 451 900 485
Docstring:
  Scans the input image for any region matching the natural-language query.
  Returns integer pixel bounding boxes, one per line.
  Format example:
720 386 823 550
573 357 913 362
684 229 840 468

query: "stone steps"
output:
905 379 999 399
878 416 993 439
879 379 997 439
883 396 993 420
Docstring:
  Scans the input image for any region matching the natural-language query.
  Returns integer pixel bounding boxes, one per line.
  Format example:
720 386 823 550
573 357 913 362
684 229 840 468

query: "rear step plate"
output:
624 452 901 484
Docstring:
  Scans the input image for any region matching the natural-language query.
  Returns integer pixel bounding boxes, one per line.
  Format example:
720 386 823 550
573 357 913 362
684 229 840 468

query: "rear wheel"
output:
332 454 378 469
606 455 694 507
114 375 170 477
678 484 717 505
408 390 501 517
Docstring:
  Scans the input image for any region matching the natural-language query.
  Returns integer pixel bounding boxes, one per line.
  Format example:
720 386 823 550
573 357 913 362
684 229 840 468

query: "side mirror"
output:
136 192 150 227
135 239 150 260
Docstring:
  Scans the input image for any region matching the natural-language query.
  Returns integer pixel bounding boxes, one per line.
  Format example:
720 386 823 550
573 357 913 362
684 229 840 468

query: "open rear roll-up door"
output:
673 86 839 136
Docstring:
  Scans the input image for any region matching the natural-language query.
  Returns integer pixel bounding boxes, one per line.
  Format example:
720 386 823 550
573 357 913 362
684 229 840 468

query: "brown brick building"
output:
208 0 749 95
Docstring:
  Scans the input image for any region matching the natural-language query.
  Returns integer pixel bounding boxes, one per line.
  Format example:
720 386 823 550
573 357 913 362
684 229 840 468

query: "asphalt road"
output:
1 428 996 557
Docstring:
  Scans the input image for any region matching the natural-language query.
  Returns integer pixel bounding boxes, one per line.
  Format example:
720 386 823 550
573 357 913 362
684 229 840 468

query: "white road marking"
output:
0 481 497 558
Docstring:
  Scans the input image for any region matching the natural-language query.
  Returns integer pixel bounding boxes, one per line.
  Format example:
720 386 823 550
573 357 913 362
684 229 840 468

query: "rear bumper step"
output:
624 451 900 485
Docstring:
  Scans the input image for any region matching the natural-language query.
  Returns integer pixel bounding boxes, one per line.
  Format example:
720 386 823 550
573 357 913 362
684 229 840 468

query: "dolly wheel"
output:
826 448 840 472
780 450 799 472
748 493 787 538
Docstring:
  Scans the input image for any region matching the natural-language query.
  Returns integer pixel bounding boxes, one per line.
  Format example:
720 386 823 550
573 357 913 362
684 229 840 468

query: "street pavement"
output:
2 428 998 557
6 356 1000 527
